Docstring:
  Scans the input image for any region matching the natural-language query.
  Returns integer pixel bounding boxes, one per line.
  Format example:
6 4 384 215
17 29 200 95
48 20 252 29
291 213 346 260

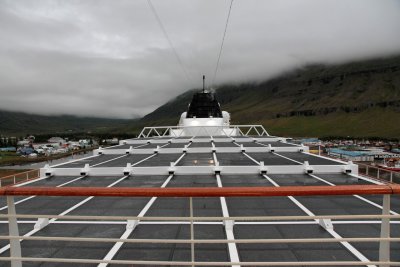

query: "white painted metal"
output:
6 196 22 267
98 174 175 267
258 172 375 267
1 213 398 222
42 163 357 177
379 195 390 267
215 172 240 267
95 146 307 155
0 257 399 266
1 235 399 244
138 125 269 138
190 197 195 267
309 174 399 216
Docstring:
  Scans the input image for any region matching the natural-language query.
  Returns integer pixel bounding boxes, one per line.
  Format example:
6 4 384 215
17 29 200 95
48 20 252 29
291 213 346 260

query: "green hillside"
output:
1 56 399 139
0 111 132 136
140 56 400 139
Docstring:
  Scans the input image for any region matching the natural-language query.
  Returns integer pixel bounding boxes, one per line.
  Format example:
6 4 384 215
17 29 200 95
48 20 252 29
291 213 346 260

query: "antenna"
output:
203 75 205 93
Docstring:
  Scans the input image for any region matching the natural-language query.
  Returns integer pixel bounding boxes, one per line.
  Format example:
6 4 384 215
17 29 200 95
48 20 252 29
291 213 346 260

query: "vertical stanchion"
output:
390 172 393 183
377 168 380 180
190 197 194 267
366 165 369 176
13 175 16 184
7 196 22 267
26 172 29 181
379 194 390 267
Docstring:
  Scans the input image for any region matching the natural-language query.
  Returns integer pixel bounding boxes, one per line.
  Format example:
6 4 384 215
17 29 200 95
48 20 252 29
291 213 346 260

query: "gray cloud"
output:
0 0 399 118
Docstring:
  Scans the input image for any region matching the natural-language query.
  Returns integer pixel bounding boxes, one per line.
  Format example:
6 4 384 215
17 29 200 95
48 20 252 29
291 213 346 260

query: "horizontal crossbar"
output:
0 235 399 244
1 184 399 197
0 214 398 221
0 257 399 266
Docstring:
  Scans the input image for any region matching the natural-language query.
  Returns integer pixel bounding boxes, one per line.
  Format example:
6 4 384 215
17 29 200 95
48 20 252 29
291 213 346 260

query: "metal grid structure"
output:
138 125 270 138
0 135 399 266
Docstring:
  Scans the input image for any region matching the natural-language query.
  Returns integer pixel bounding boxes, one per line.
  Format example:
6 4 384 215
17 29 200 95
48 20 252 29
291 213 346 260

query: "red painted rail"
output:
0 184 399 197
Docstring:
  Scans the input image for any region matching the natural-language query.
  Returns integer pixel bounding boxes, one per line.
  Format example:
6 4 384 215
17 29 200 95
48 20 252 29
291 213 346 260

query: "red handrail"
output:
0 184 399 197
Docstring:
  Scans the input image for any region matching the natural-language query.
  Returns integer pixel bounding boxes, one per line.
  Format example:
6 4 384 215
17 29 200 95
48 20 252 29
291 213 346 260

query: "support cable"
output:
212 0 234 86
147 0 191 84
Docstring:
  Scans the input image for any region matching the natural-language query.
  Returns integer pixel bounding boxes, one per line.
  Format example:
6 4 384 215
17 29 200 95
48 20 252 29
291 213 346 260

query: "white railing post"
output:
377 168 380 180
189 197 194 267
390 172 393 183
379 194 390 267
13 175 16 184
26 172 29 180
366 165 369 176
7 196 22 267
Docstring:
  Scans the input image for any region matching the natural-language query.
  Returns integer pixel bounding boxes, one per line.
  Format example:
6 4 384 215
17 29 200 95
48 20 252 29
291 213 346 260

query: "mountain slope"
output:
0 110 132 136
141 56 400 138
2 56 399 138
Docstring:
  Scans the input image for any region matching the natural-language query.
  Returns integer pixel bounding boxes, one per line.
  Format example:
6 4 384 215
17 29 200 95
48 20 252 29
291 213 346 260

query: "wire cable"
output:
147 0 191 84
212 0 234 86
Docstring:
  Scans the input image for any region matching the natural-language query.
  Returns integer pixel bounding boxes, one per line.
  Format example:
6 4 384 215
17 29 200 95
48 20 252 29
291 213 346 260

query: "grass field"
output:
256 108 400 138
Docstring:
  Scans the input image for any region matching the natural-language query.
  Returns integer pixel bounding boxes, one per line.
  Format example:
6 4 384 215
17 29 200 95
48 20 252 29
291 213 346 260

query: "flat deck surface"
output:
0 136 398 266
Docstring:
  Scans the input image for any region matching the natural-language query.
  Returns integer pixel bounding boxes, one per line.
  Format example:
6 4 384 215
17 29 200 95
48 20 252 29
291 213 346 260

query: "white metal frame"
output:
137 125 270 138
2 205 399 267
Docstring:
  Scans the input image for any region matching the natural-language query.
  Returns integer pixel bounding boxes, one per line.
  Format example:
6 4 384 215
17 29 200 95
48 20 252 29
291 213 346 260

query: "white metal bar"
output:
0 175 86 212
91 154 128 167
0 235 399 244
98 174 175 267
0 175 128 256
0 257 398 266
244 127 252 136
243 152 261 165
272 152 302 164
215 173 240 267
153 128 161 137
1 214 398 222
7 196 22 267
379 194 390 267
190 197 195 266
309 174 399 216
259 172 374 267
1 220 399 226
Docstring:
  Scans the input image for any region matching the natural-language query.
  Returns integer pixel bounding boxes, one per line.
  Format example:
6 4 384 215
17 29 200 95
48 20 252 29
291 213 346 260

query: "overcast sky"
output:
1 0 400 119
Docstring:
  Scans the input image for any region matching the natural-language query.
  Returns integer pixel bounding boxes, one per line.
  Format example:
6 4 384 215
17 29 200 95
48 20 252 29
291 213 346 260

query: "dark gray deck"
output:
0 140 398 266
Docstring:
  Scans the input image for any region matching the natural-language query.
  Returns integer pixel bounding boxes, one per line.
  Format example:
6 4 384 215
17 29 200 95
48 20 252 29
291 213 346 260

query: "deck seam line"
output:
272 152 303 164
244 151 375 267
50 154 99 168
98 148 183 266
0 175 128 255
0 176 86 211
91 154 128 167
98 174 174 267
262 173 374 266
349 174 383 185
242 152 260 165
215 173 240 267
214 152 240 266
309 174 399 215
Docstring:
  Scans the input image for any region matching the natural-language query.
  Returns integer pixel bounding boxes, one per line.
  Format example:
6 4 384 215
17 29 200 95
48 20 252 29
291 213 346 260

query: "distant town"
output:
0 135 399 168
0 135 119 167
296 138 400 173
